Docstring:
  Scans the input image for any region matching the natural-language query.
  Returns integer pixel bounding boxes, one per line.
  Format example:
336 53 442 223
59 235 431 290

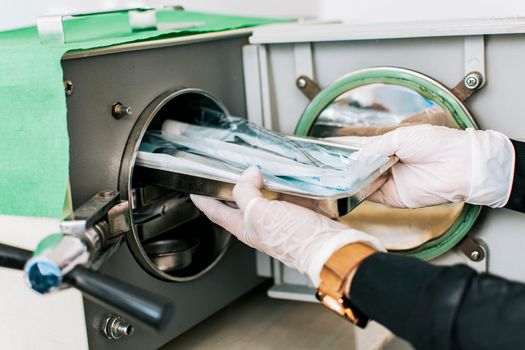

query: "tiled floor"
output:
161 285 413 350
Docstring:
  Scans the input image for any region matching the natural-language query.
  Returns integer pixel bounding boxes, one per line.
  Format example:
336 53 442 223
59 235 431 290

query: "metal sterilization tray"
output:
133 144 397 218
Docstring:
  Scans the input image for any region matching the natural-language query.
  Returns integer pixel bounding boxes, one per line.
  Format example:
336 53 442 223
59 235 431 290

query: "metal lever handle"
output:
64 266 173 329
0 243 173 329
0 243 32 270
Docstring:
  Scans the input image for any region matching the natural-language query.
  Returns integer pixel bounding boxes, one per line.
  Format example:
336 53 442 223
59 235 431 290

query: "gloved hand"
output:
191 168 384 286
353 124 515 208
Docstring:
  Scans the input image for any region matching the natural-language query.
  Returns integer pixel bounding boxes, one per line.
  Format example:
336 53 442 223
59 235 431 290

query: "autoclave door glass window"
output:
296 67 481 260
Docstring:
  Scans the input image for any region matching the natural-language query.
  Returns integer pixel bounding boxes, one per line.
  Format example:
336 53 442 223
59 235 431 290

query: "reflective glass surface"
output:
312 84 456 138
310 83 464 251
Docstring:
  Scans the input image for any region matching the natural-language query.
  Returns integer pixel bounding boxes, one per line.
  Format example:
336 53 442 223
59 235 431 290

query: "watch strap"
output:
316 243 376 327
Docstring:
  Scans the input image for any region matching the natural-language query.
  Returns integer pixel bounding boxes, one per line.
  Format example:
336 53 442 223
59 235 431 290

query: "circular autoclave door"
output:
296 67 481 259
120 89 232 281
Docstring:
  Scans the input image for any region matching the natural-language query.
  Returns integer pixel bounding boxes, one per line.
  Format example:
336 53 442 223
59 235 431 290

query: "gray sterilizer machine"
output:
3 12 525 350
62 32 263 349
0 18 266 350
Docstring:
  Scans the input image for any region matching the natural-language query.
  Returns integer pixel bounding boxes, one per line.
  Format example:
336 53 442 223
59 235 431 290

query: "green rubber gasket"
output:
295 67 482 260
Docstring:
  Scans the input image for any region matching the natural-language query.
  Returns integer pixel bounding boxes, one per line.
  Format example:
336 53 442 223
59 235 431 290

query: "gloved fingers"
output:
361 124 441 158
360 129 401 156
233 167 265 211
190 194 244 236
366 176 406 208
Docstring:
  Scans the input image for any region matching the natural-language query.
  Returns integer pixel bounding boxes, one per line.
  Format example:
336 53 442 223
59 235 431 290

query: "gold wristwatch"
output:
316 243 377 328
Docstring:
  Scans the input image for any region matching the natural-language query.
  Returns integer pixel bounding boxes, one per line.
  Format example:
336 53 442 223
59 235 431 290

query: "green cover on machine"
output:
0 10 280 219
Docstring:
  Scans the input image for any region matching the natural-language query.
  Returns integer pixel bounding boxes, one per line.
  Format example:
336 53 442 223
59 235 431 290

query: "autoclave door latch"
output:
0 191 173 329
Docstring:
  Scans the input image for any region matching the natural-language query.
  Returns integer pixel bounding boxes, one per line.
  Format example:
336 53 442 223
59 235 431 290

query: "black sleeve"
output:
504 139 525 212
350 253 525 350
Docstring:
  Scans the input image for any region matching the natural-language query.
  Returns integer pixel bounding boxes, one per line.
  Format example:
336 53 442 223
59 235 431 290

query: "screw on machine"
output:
112 102 133 119
102 315 135 340
464 72 483 90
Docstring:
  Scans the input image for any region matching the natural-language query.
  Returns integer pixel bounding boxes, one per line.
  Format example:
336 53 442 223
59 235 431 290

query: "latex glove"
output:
191 168 384 286
355 124 515 208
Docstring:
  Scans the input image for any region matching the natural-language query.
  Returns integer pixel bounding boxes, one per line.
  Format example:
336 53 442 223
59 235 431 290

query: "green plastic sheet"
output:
0 10 280 219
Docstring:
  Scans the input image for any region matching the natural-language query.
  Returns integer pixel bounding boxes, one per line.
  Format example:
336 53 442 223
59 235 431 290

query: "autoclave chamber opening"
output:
125 89 232 282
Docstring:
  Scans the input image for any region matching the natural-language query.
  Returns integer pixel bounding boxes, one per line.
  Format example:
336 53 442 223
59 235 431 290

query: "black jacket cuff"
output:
504 139 525 212
350 253 475 350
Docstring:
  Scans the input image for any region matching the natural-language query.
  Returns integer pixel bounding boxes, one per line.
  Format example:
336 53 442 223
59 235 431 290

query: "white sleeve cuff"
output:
306 229 385 287
466 129 515 208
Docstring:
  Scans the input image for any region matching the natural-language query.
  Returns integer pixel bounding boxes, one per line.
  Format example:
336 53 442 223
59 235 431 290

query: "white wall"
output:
319 0 525 22
2 0 319 31
6 0 525 32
